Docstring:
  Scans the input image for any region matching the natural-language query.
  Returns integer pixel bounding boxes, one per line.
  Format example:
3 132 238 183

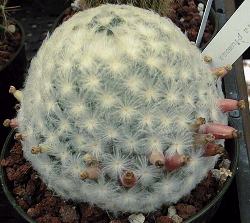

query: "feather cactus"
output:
17 4 231 213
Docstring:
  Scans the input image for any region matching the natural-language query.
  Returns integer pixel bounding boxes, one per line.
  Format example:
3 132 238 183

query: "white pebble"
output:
7 24 16 33
199 11 204 17
180 18 185 23
172 214 183 223
168 206 177 217
211 168 232 183
219 168 232 183
128 213 145 223
198 3 204 12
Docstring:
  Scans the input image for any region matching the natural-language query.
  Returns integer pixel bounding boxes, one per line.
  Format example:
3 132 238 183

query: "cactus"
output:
17 4 229 213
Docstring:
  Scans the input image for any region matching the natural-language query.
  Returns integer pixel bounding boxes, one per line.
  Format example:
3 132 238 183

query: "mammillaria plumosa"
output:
15 4 239 213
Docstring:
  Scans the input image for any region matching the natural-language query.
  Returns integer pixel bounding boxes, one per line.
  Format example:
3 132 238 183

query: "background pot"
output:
0 20 26 149
34 0 70 16
0 129 239 223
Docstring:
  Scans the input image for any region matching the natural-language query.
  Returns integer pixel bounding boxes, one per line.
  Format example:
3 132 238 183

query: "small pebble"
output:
171 215 183 223
59 205 79 223
175 204 197 220
128 213 145 223
197 3 204 12
199 11 204 17
7 24 16 33
156 216 173 223
211 168 232 183
168 206 176 217
180 18 185 23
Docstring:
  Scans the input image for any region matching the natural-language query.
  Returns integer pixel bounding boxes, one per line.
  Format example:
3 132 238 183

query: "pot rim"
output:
0 129 239 223
0 19 26 72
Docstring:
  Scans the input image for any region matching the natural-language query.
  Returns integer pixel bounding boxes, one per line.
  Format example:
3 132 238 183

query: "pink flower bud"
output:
3 118 18 128
120 171 137 188
204 143 225 156
10 118 19 128
199 123 237 139
218 99 245 112
165 152 189 172
149 151 165 168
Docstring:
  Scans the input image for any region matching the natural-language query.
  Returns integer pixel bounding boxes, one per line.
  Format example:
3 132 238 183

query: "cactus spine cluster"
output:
17 4 228 213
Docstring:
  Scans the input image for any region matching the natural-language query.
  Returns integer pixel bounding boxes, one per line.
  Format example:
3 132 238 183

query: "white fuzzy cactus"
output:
17 4 228 213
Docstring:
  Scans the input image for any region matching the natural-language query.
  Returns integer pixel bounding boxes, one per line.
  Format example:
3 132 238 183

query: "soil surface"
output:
1 141 231 223
0 22 22 68
169 0 215 45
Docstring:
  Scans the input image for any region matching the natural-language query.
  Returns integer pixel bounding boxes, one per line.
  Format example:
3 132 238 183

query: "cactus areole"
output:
18 5 228 213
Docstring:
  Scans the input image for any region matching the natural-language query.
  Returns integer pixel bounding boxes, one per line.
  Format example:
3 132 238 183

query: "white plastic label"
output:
202 0 250 68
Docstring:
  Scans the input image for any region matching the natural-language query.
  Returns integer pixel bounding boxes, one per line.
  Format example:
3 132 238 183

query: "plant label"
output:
202 0 250 67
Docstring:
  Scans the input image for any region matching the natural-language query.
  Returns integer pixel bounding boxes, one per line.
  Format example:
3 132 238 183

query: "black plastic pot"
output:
0 129 239 223
0 20 26 149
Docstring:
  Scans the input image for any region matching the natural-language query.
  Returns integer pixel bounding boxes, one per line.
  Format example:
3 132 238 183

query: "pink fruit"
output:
218 99 245 112
165 153 189 172
199 123 237 139
3 118 19 128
